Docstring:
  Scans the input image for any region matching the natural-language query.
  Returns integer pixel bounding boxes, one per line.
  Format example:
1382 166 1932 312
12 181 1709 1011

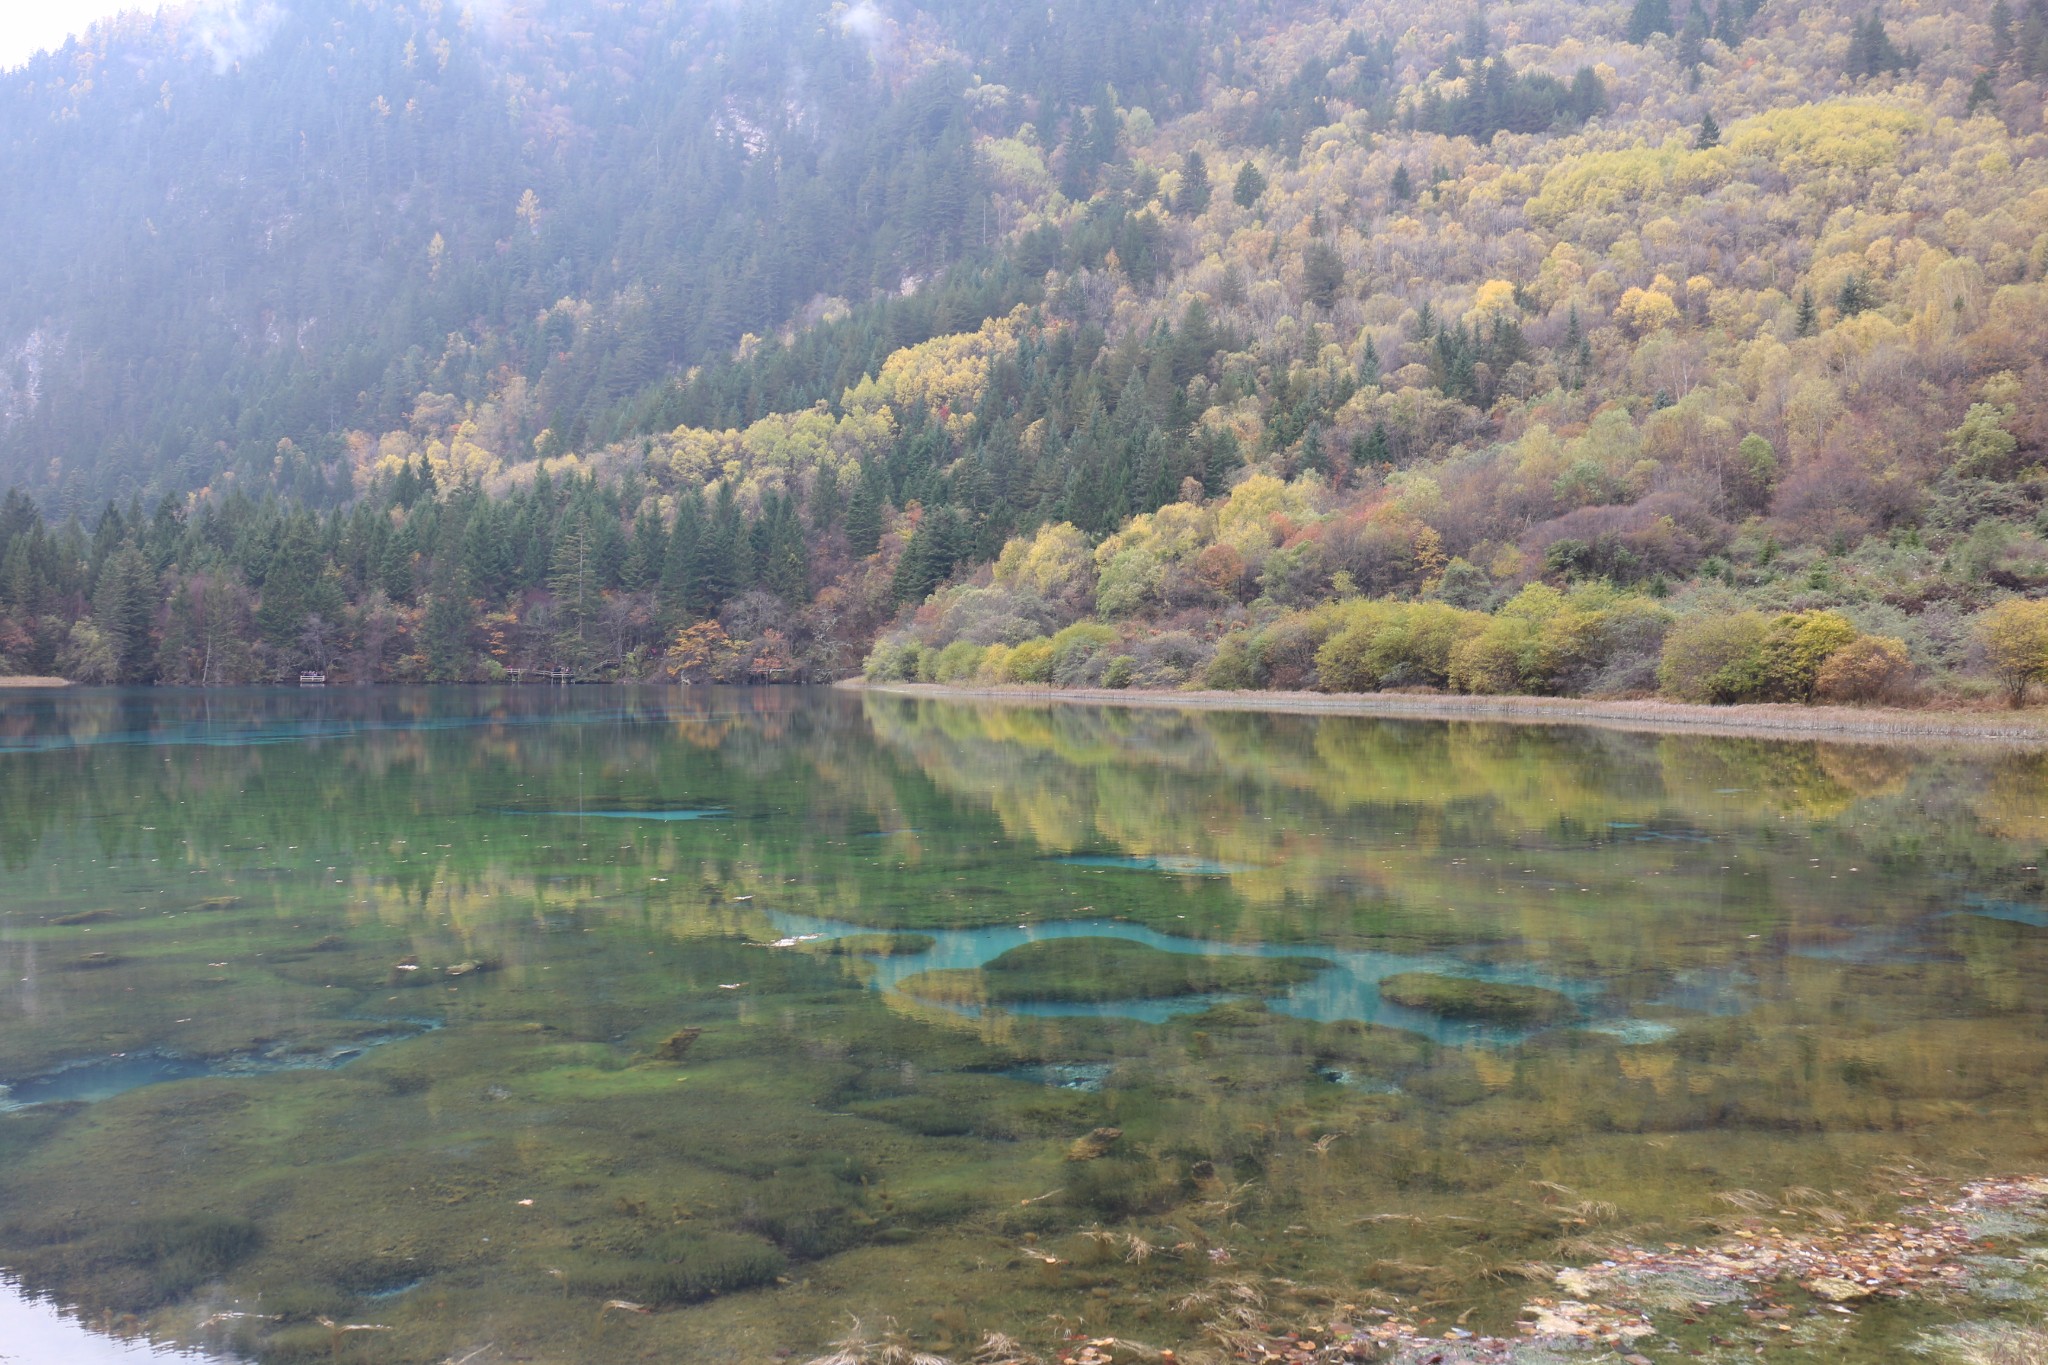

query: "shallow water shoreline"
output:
845 679 2048 746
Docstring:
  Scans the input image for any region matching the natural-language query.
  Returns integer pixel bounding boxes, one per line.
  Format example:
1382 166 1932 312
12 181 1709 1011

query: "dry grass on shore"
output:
845 680 2048 747
0 676 70 688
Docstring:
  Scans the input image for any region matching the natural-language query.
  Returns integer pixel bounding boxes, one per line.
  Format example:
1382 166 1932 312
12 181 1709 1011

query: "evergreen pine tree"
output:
692 484 749 614
91 543 157 683
1967 72 1997 115
380 523 415 603
1836 273 1872 317
808 463 843 533
1389 164 1414 201
1795 287 1819 336
421 574 473 681
1627 0 1674 42
461 502 513 602
844 463 886 557
1678 17 1706 81
1463 10 1492 58
1175 151 1212 215
1357 421 1393 468
156 581 198 683
747 503 775 585
1303 241 1346 309
1231 160 1267 209
623 506 665 591
548 512 596 643
660 493 702 625
763 497 809 602
1713 0 1744 46
1847 13 1912 76
254 516 324 649
1569 66 1608 121
392 461 420 510
1695 111 1721 148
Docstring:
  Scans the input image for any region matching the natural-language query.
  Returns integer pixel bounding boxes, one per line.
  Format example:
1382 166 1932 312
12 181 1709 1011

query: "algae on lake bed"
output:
804 931 938 956
1377 970 1580 1024
897 936 1331 1006
1 688 2047 1363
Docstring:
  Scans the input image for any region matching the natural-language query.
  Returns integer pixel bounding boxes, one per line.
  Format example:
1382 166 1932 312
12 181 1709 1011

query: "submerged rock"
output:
654 1027 703 1061
1065 1126 1123 1161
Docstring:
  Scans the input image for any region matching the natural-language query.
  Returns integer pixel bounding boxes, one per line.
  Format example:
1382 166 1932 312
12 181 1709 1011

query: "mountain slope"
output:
0 0 1237 507
5 0 2048 701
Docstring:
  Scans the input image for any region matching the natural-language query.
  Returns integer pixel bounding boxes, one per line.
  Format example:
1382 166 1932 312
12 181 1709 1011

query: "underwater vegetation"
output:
0 688 2045 1363
898 937 1332 1005
1376 971 1580 1024
806 933 940 957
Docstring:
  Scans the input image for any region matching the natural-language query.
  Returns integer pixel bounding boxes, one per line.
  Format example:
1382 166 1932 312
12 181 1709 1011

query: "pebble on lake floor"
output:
1211 1174 2048 1364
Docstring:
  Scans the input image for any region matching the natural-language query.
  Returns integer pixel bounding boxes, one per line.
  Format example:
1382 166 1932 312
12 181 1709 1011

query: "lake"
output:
1 686 2045 1363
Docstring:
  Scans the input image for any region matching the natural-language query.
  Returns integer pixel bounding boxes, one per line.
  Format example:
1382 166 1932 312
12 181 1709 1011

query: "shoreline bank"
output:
843 679 2048 746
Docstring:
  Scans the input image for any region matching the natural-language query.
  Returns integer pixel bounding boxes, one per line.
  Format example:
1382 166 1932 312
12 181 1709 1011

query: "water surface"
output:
2 686 2046 1362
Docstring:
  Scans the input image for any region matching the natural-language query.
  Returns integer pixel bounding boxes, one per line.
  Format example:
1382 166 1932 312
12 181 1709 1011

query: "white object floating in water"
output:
767 935 822 948
732 895 753 901
718 982 747 990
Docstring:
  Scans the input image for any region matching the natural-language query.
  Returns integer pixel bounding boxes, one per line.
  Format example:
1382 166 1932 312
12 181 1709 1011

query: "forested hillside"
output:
6 0 2048 700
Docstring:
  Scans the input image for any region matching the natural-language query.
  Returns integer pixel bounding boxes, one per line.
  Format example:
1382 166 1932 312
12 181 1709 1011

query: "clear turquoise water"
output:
0 686 2045 1363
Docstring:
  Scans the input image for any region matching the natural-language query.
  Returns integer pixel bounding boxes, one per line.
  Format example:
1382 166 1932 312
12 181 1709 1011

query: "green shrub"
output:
1317 602 1483 692
1203 633 1261 689
931 640 985 682
863 639 923 681
1102 654 1136 688
1976 598 2048 705
1658 612 1771 702
975 642 1014 682
1049 621 1119 684
1448 616 1537 694
1757 610 1856 700
1003 637 1056 682
1814 634 1911 703
1658 609 1857 704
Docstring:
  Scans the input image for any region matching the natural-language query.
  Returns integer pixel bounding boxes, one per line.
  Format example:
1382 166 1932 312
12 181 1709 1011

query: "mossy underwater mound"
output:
556 1228 785 1304
806 932 938 957
1378 971 1579 1024
897 936 1330 1006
